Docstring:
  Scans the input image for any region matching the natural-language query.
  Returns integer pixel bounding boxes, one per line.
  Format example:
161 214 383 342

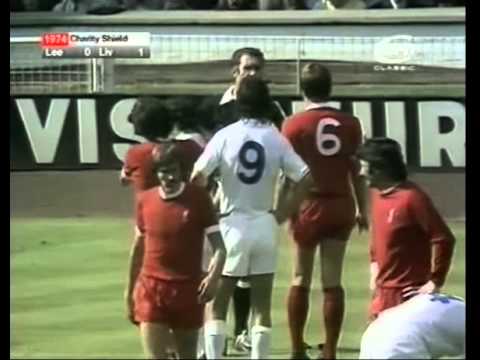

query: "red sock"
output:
287 285 310 354
323 286 345 360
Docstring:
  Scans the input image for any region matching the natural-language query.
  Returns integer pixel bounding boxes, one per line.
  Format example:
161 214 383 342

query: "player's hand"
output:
402 280 439 299
197 274 219 304
356 212 369 233
124 293 138 326
119 168 131 186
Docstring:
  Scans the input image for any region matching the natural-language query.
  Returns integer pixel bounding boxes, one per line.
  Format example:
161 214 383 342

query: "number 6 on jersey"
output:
316 117 342 156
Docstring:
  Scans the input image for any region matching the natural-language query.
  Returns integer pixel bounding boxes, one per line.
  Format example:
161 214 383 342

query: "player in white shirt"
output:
191 76 313 359
359 293 465 359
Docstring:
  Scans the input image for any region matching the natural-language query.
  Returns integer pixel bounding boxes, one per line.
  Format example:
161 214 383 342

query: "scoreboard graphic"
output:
41 32 151 59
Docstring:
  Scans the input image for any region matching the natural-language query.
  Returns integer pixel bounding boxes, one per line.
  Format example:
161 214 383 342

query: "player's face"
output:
157 163 183 193
234 54 264 86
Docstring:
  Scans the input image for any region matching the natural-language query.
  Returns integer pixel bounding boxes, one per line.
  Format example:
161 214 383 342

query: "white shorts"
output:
219 212 279 277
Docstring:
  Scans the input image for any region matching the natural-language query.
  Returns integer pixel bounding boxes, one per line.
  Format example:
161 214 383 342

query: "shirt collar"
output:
219 85 236 105
173 131 206 147
380 183 402 196
305 101 338 111
158 182 186 200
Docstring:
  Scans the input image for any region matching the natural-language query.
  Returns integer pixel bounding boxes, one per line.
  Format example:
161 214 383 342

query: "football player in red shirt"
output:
281 63 368 360
120 96 207 359
357 137 455 320
120 97 174 193
121 96 205 198
124 143 226 359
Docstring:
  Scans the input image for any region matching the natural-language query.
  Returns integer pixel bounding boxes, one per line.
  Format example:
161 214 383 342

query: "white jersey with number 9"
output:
193 119 310 215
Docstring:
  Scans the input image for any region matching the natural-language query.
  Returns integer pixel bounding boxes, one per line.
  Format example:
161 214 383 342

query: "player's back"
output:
394 293 465 358
214 120 298 214
360 294 465 359
283 106 362 196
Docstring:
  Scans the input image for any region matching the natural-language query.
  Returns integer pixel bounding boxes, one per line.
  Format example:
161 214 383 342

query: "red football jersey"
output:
122 143 159 193
122 140 204 194
136 183 218 281
282 105 362 196
370 181 455 289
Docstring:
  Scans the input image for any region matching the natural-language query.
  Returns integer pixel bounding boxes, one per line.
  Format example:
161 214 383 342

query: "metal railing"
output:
10 37 101 94
10 34 465 95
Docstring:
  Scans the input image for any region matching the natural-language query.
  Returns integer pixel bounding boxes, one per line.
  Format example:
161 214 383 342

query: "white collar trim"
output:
219 85 236 105
305 102 335 111
158 182 186 200
174 132 206 147
380 183 402 196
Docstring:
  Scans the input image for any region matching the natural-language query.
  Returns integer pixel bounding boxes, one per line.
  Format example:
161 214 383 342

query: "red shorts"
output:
290 195 356 248
369 287 405 319
134 275 204 330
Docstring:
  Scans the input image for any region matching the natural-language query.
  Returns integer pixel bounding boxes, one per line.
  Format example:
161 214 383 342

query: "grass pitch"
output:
11 218 465 359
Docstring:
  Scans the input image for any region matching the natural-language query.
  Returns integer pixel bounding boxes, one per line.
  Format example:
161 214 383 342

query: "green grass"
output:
11 218 465 359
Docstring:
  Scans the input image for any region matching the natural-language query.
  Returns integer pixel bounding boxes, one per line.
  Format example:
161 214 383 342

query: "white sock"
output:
251 325 271 359
197 326 205 358
204 320 226 359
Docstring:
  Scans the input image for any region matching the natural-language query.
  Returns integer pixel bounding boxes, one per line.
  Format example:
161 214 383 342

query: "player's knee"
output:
323 286 345 301
291 273 311 288
321 270 343 289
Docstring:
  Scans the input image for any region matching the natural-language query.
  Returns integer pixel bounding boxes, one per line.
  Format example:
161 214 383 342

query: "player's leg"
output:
139 322 171 359
135 276 177 359
249 273 275 359
287 244 315 358
232 279 252 351
204 275 237 359
172 328 198 360
319 238 348 360
246 213 280 359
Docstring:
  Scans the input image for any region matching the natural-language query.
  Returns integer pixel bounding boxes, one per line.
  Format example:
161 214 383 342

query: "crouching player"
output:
124 143 226 359
356 138 456 320
360 293 465 359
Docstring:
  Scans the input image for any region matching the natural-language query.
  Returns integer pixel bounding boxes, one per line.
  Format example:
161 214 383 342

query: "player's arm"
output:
351 120 369 232
275 135 314 224
276 172 314 224
119 166 131 186
198 227 227 303
190 132 223 187
369 262 379 292
407 192 456 294
351 158 369 233
120 148 135 186
197 191 226 303
369 221 378 292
